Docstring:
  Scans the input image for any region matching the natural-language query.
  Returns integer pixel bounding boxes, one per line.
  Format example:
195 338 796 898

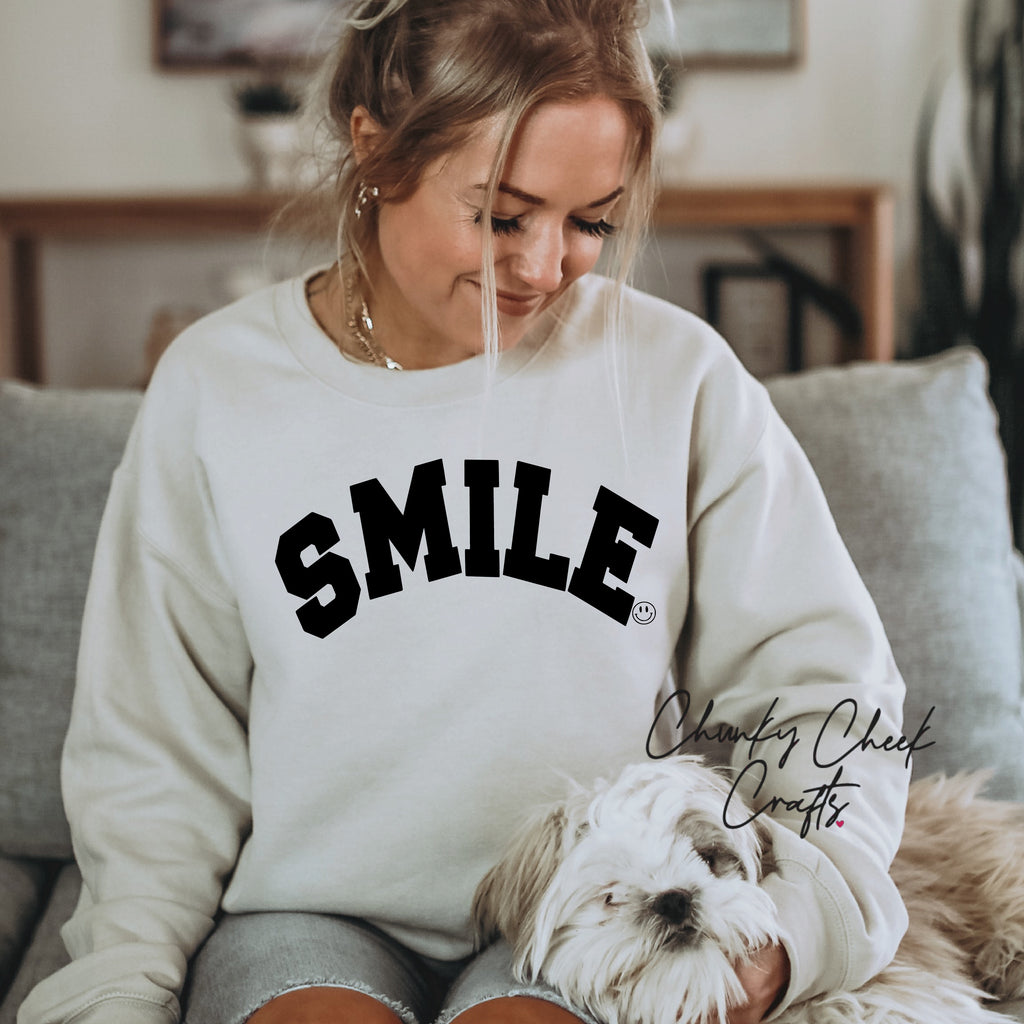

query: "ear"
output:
472 805 568 953
753 817 776 880
350 105 384 166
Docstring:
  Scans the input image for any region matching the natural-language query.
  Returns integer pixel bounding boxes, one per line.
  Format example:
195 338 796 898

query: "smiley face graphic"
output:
632 602 656 625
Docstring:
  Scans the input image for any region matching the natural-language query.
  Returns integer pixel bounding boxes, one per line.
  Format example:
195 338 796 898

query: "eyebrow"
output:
476 183 625 209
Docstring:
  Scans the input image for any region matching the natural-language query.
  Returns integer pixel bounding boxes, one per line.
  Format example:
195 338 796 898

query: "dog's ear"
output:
752 817 776 880
472 804 568 951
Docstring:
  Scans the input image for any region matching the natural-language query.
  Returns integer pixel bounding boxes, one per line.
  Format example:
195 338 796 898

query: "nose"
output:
510 222 565 293
652 889 693 926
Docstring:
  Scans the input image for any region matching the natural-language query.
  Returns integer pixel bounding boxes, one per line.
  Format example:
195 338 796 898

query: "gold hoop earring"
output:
354 182 379 219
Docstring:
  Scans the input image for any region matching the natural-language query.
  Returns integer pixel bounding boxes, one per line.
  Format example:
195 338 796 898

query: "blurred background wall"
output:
0 0 965 194
0 0 969 384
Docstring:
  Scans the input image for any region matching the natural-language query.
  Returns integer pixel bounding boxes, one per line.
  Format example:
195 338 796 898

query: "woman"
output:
20 2 909 1023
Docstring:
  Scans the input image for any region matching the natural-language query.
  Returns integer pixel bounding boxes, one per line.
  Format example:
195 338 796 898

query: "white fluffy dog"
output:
473 757 1024 1024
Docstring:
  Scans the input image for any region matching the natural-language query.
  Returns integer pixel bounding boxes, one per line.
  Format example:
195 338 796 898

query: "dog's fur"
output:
473 757 1024 1024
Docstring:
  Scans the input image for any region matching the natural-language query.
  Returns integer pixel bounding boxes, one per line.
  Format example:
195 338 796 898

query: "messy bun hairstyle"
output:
308 0 662 364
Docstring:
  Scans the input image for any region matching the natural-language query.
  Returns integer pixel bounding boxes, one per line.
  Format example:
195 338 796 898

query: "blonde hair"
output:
304 0 661 366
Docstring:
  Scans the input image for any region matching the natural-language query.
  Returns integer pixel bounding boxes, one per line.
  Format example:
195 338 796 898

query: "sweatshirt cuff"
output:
67 998 178 1024
759 857 841 1018
755 819 907 1020
16 947 182 1024
18 994 177 1024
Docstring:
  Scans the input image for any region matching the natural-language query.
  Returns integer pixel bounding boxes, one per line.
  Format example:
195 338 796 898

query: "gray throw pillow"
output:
0 383 141 860
766 347 1024 800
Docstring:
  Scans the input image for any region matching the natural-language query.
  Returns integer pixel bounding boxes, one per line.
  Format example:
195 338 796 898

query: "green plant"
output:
913 0 1024 541
234 80 302 117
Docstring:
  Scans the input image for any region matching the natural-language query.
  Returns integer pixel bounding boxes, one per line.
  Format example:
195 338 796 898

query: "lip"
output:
468 281 545 317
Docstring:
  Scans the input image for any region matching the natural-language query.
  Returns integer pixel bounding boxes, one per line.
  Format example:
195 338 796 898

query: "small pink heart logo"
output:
836 820 845 827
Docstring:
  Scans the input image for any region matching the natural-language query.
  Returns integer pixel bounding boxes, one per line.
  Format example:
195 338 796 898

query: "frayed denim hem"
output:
224 981 419 1024
435 990 596 1024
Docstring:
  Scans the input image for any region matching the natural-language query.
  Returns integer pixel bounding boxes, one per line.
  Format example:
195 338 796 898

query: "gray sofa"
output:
1 347 1023 1022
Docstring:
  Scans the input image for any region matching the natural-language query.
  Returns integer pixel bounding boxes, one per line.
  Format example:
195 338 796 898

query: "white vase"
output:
239 114 309 191
656 105 698 185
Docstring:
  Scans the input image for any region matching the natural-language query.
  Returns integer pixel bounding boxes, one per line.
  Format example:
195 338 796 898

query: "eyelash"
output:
476 213 617 239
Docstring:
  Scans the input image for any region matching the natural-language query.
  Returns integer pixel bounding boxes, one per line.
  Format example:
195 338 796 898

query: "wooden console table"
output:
0 185 893 382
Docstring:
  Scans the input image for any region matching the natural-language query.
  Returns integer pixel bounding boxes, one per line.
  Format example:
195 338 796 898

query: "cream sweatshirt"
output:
20 273 909 1024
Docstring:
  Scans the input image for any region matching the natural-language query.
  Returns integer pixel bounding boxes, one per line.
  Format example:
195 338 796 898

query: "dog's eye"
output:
698 844 744 878
604 891 615 906
698 846 719 871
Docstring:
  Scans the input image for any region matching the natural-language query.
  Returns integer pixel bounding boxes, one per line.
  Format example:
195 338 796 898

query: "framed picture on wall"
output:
154 0 345 70
702 263 800 378
155 0 804 71
645 0 804 69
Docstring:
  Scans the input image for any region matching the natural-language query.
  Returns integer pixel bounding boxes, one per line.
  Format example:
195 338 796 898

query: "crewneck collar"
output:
276 268 574 408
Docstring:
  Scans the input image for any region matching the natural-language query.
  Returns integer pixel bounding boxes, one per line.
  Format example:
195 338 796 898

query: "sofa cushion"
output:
766 347 1024 800
0 857 52 996
0 863 77 1024
0 383 141 860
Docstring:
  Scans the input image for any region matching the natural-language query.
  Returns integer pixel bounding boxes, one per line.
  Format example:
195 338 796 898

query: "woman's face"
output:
365 95 633 369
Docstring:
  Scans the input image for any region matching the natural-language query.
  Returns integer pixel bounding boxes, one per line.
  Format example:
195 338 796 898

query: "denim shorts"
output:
181 912 598 1024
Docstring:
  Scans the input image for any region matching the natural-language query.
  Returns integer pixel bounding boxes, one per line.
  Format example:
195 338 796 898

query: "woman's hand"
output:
726 943 791 1023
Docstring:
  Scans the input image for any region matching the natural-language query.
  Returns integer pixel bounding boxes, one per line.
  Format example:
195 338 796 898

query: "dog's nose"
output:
652 889 693 925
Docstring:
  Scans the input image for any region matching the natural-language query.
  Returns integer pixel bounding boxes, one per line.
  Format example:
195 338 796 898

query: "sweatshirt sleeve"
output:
676 352 909 1016
18 364 253 1024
